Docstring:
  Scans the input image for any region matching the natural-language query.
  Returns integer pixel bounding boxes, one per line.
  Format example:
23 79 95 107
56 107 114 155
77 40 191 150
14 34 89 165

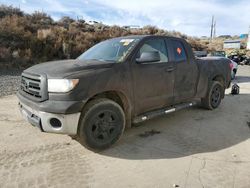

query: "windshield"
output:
77 38 139 62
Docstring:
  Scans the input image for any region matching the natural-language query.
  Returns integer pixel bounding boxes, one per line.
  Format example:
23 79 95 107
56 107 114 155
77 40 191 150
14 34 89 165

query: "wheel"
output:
77 98 125 150
201 81 223 110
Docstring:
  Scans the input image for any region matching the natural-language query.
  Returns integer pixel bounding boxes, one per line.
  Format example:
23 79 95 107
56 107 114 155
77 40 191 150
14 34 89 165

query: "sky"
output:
1 0 250 37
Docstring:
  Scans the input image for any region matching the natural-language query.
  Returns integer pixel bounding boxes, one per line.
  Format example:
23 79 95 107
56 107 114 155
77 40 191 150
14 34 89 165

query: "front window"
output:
138 39 169 62
78 38 139 62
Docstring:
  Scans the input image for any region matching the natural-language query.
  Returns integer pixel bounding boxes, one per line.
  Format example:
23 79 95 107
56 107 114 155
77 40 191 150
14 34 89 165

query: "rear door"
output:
168 39 199 102
132 37 175 115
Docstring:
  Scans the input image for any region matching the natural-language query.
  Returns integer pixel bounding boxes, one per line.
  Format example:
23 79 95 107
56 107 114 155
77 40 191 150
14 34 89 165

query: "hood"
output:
24 59 114 78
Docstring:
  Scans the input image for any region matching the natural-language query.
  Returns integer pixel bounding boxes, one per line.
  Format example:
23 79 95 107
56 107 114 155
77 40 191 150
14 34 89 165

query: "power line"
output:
213 20 216 38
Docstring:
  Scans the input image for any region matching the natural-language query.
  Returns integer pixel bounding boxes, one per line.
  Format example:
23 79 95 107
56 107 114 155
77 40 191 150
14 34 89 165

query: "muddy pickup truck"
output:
18 35 231 150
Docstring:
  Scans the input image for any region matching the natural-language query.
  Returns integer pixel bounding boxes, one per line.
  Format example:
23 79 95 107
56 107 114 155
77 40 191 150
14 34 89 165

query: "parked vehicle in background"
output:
228 54 241 64
193 51 207 57
228 51 248 64
17 35 232 150
209 51 226 57
240 56 250 65
230 60 238 80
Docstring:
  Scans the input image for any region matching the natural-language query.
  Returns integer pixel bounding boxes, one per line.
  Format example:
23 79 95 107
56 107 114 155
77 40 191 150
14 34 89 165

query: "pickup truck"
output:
18 35 231 150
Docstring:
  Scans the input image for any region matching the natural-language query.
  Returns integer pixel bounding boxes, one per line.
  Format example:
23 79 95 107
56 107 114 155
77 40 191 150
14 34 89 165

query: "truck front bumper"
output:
17 91 86 135
19 101 81 135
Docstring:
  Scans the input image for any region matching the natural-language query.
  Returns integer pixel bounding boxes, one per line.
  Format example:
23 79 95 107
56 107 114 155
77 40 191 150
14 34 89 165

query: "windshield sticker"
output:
118 39 139 62
177 47 182 55
120 39 134 46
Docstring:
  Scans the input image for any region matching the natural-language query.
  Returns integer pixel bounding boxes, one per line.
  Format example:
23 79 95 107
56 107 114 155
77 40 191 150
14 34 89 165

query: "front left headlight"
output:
48 79 79 93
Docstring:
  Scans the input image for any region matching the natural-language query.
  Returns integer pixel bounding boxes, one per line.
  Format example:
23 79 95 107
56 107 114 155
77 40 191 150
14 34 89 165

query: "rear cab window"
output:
171 40 188 62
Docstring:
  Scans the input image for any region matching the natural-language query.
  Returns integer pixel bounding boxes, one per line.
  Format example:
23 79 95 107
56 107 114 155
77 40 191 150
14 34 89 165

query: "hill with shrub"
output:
0 5 210 69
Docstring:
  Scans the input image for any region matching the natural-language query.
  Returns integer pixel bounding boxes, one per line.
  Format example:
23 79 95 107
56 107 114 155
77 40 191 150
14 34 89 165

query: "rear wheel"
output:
201 81 224 110
77 98 125 150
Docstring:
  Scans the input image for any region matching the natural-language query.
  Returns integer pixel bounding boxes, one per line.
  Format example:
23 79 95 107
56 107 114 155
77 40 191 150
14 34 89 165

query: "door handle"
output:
166 66 175 72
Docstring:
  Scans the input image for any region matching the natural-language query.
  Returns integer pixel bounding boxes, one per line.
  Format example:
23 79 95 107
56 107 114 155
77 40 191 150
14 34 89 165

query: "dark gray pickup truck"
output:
18 35 231 150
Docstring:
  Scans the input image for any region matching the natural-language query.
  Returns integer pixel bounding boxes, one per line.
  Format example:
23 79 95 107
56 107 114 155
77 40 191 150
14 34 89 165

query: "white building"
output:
247 27 250 50
223 40 241 49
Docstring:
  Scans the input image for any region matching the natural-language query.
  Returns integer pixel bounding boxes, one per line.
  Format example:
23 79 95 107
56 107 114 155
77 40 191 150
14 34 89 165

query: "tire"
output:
201 81 224 110
77 98 125 150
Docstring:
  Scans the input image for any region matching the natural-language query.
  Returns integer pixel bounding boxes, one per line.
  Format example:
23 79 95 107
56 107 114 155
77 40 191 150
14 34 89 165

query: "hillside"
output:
0 5 211 69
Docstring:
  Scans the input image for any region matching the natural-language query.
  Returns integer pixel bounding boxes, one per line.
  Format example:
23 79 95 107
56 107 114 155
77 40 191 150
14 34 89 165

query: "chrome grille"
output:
20 72 48 102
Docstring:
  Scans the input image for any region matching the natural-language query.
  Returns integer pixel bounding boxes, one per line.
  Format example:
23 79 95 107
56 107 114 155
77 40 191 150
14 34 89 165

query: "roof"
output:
224 40 241 43
110 35 184 41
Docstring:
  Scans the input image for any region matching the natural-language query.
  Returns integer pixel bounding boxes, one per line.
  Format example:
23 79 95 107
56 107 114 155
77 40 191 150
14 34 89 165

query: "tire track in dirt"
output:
0 143 93 188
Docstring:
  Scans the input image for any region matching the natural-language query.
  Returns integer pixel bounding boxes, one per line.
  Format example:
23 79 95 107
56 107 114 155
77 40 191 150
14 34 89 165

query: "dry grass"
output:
0 5 249 68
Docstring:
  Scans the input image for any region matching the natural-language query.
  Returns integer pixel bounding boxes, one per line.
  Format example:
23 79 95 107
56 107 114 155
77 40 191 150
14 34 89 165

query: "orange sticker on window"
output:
177 47 182 55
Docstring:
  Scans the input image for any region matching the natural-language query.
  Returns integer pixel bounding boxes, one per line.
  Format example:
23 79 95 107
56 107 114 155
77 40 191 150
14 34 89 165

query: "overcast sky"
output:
1 0 250 37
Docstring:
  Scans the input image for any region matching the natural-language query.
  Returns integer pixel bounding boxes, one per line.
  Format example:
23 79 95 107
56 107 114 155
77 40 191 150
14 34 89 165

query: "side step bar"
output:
133 101 197 124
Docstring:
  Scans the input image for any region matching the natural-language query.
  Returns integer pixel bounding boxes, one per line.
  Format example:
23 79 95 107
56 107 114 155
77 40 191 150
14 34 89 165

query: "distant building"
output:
123 25 140 29
248 28 250 50
223 40 241 49
87 21 99 25
218 35 232 39
240 34 248 39
247 37 250 50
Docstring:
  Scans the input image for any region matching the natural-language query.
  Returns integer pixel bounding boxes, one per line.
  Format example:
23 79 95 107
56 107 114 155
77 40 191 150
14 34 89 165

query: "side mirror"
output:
136 51 160 63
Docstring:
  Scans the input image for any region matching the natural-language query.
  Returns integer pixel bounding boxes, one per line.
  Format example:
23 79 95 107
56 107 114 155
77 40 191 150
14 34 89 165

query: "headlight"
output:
48 79 79 93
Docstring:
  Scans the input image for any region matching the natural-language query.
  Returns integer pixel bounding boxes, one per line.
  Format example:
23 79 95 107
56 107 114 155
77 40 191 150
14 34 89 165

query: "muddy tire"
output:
77 98 125 150
201 81 224 110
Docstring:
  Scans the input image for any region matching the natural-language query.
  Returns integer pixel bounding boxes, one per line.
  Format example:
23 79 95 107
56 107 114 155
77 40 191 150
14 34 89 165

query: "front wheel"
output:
201 81 224 110
77 98 125 150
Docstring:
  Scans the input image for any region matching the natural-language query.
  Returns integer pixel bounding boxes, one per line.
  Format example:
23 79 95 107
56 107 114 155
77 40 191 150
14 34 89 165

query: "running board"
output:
133 102 197 124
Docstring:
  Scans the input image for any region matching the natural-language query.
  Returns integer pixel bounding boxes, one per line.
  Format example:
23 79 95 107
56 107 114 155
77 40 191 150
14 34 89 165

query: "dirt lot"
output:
0 66 250 188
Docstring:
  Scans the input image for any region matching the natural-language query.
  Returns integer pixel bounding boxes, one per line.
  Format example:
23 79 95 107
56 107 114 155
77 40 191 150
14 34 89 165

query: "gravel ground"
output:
0 66 249 188
0 69 22 97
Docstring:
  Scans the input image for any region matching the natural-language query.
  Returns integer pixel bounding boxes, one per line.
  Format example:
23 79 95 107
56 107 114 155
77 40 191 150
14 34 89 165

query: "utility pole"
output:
213 20 216 39
210 16 214 42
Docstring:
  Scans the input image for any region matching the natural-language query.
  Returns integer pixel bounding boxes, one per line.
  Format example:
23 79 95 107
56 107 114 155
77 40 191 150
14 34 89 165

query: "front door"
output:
132 38 175 115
